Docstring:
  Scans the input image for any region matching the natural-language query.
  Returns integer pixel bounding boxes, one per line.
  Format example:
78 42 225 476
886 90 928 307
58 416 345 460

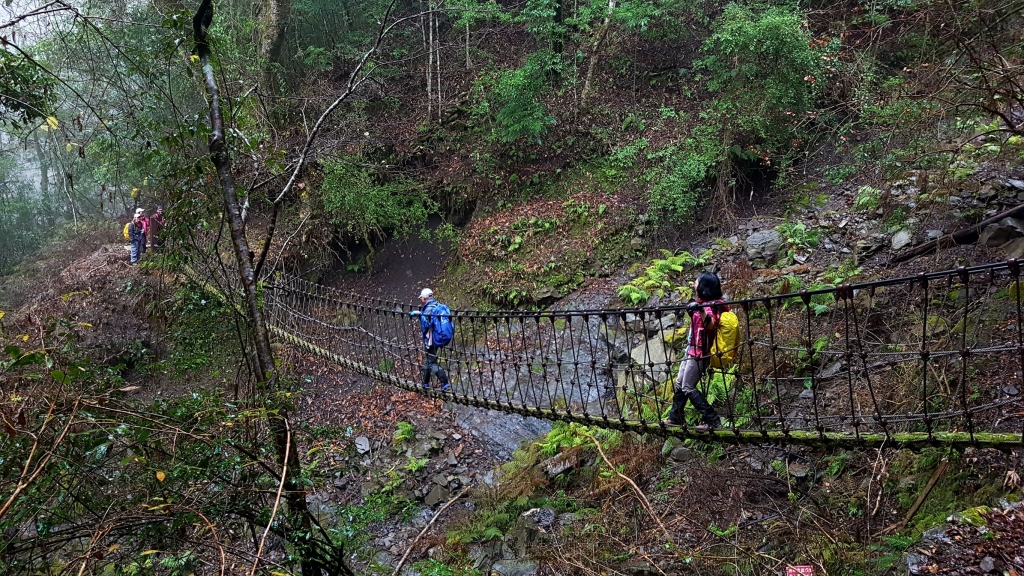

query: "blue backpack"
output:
430 303 454 347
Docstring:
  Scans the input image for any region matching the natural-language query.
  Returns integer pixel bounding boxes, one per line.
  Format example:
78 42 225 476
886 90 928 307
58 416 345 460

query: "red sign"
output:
786 567 814 576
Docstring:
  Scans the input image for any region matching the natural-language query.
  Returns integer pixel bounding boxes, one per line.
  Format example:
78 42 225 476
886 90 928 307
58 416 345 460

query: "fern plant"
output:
406 456 429 472
617 249 712 306
393 421 416 445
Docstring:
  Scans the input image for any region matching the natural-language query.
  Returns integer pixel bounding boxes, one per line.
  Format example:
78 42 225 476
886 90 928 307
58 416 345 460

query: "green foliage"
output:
853 186 881 211
592 138 649 188
331 486 417 549
871 535 916 571
411 559 482 576
823 260 863 284
447 507 514 544
394 421 417 444
824 164 858 184
617 249 711 306
406 456 429 472
488 54 556 144
321 158 438 244
646 123 722 223
520 0 566 46
278 0 395 83
707 522 738 538
166 285 233 374
775 221 822 250
698 4 825 143
0 50 55 128
824 453 849 477
0 328 304 572
0 156 52 273
883 207 907 232
536 421 620 458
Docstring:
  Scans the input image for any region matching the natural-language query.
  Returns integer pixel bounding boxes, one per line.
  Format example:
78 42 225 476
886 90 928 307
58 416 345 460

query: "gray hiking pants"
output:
673 353 709 393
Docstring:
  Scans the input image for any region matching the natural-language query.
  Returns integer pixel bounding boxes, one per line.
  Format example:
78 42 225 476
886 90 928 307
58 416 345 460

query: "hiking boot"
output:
693 423 717 432
440 383 451 392
662 418 682 426
421 382 432 389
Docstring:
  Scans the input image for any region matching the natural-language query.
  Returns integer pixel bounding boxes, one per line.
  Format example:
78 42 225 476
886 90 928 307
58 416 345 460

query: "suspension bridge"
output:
199 255 1024 448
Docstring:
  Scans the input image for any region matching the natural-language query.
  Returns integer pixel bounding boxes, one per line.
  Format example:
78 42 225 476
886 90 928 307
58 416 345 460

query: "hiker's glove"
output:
685 301 700 314
410 311 421 317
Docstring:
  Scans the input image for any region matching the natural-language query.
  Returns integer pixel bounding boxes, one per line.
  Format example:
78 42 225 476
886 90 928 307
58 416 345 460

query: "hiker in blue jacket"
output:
410 288 451 390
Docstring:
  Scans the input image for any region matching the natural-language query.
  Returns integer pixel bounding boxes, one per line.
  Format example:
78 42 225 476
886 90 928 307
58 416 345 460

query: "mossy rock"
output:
957 505 991 527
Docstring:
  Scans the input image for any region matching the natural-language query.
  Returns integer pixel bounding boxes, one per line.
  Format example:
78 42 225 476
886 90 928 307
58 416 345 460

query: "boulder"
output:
354 436 371 454
855 239 885 259
411 440 439 458
597 324 618 343
424 484 450 507
541 451 579 477
1001 237 1024 260
978 217 1024 246
600 325 630 363
662 436 684 456
745 229 784 262
620 313 646 333
891 229 914 250
669 446 697 462
644 313 677 334
534 286 560 305
490 559 539 576
468 541 502 571
788 462 811 479
630 330 675 383
522 507 556 528
505 520 540 555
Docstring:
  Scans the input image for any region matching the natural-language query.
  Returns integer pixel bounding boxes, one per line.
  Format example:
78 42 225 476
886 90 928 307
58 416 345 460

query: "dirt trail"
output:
324 217 451 304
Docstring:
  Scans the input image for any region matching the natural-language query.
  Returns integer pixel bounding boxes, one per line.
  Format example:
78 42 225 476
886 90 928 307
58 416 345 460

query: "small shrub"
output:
536 421 620 457
825 164 858 184
321 158 437 250
394 421 416 445
406 456 429 472
647 125 722 223
489 54 556 144
775 221 821 250
853 186 881 211
698 4 825 143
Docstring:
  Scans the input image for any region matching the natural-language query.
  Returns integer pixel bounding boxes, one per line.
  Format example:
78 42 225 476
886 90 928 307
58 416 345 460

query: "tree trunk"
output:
552 0 564 56
435 7 442 111
32 133 51 225
465 20 470 68
192 3 326 575
426 3 434 121
580 0 615 106
258 0 291 91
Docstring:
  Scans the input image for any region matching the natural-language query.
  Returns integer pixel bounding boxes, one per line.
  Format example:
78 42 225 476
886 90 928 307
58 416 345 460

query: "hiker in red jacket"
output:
663 272 725 430
149 206 166 249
